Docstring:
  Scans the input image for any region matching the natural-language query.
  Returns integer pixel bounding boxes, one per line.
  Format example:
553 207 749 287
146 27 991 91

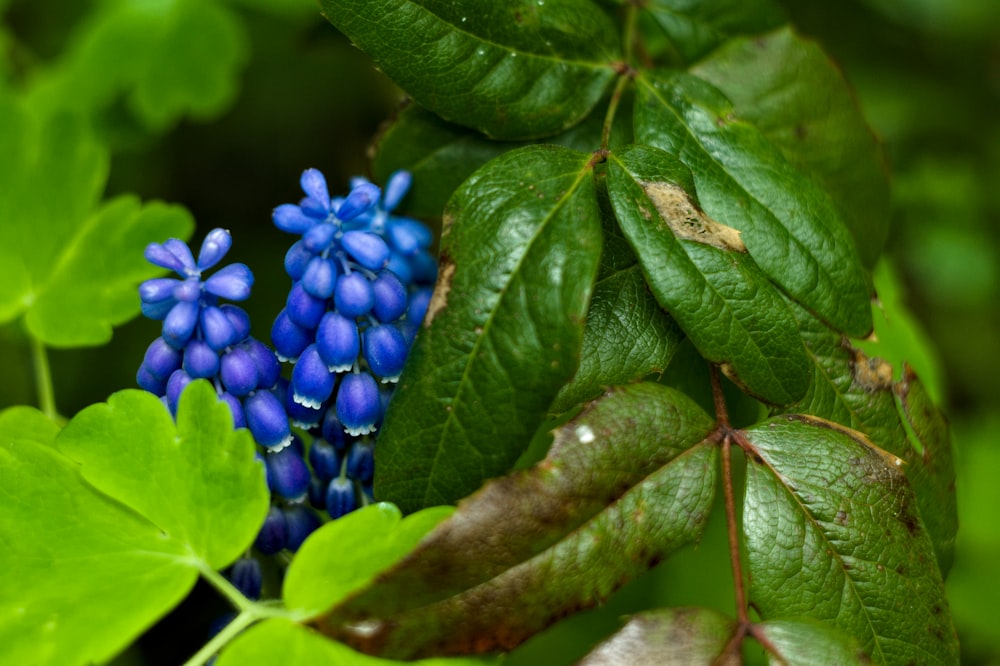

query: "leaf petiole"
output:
30 336 63 424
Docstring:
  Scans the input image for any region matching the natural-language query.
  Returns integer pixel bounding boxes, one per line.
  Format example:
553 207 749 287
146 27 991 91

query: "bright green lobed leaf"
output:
691 27 890 268
755 619 870 665
743 415 958 665
57 381 269 569
576 607 738 665
634 72 873 337
284 503 454 620
375 146 603 512
317 383 718 658
0 99 194 345
641 0 786 65
0 434 195 665
607 144 810 405
319 0 620 139
0 406 61 446
216 618 500 666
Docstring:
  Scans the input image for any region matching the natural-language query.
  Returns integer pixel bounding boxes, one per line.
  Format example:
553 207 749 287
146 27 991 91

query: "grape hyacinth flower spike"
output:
137 228 292 451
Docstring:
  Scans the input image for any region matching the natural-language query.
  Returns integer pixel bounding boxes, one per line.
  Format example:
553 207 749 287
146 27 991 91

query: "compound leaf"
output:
57 381 269 569
319 0 620 139
743 416 958 665
634 72 872 337
317 383 718 658
576 607 739 665
607 144 809 405
375 146 602 512
692 26 890 267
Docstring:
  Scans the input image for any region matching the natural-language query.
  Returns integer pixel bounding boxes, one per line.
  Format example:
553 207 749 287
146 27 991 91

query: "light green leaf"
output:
743 416 958 665
0 405 61 446
319 0 620 139
375 146 603 512
57 381 269 569
691 26 891 267
0 100 194 346
634 72 872 337
607 144 809 405
754 619 870 665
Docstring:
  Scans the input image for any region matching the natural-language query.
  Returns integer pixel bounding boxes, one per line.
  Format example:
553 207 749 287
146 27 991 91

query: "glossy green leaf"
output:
217 619 499 666
57 381 269 569
0 424 195 666
576 607 738 665
755 619 870 665
0 406 61 446
319 0 620 139
375 146 603 512
0 100 194 345
634 72 872 337
284 503 454 619
691 26 890 267
607 144 809 405
743 416 958 665
318 383 718 658
551 186 684 413
642 0 786 64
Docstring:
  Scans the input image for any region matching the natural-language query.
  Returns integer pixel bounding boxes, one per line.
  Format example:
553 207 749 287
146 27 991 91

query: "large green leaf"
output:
375 146 603 512
57 381 269 569
607 144 809 405
634 72 872 337
0 100 194 346
0 387 264 666
691 27 890 267
317 383 718 658
743 416 958 665
319 0 620 139
754 619 870 665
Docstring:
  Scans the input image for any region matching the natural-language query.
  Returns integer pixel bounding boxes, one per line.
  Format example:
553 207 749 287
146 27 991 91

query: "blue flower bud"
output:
371 270 408 322
291 344 335 409
308 477 327 510
283 386 323 429
142 337 183 380
243 338 280 390
254 506 288 555
398 320 419 348
163 238 197 274
244 390 292 451
300 168 331 211
363 324 408 382
163 300 199 349
325 477 357 519
315 311 359 372
137 364 168 395
346 442 375 483
200 305 238 350
204 263 254 301
183 340 221 379
335 182 380 221
407 287 433 324
387 218 433 256
308 438 341 481
341 230 389 270
303 222 336 254
273 203 316 234
408 249 438 284
271 309 312 362
166 369 193 414
197 228 233 271
141 299 176 321
144 244 188 273
382 170 412 212
302 256 337 299
284 240 312 280
139 277 180 306
335 372 381 436
320 409 349 451
283 505 321 552
221 305 252 343
334 272 374 318
173 276 201 302
286 282 326 330
265 443 311 501
228 557 262 601
219 391 246 428
219 347 258 397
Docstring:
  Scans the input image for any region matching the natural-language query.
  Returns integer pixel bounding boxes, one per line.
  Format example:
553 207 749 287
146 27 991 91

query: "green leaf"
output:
319 0 620 139
743 415 958 665
0 405 61 446
607 144 809 405
0 430 195 666
375 146 603 512
317 383 718 658
894 366 957 576
57 381 269 569
691 27 890 268
284 503 453 619
217 618 499 666
753 619 870 666
551 184 684 413
0 100 194 346
634 72 873 337
576 607 738 665
642 0 786 64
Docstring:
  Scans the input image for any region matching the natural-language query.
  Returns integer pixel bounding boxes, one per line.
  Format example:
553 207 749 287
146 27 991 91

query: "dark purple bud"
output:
407 287 433 325
341 231 389 270
254 506 288 555
335 372 381 436
291 344 335 409
283 505 321 552
408 250 438 284
371 271 408 323
162 301 199 349
284 240 312 280
346 442 375 484
308 438 341 481
325 477 357 519
320 409 349 451
219 391 246 428
204 263 254 301
308 477 327 510
265 445 311 500
303 222 336 254
228 557 262 600
382 170 412 212
363 324 408 382
142 337 183 380
244 390 292 451
197 228 232 271
286 282 326 330
137 363 168 394
183 340 220 379
300 168 330 210
335 182 380 221
165 369 193 414
271 309 312 362
243 338 280 390
334 272 374 318
220 347 259 397
302 256 336 299
141 299 175 321
273 204 316 234
315 311 359 372
284 388 323 429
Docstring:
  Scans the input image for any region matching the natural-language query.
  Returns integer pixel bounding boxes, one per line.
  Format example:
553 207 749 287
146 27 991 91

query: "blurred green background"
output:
0 0 997 663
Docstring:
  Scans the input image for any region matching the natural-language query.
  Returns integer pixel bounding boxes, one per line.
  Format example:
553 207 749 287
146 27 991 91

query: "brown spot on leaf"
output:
850 348 894 392
795 123 808 139
638 180 746 252
423 259 455 328
835 510 849 526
